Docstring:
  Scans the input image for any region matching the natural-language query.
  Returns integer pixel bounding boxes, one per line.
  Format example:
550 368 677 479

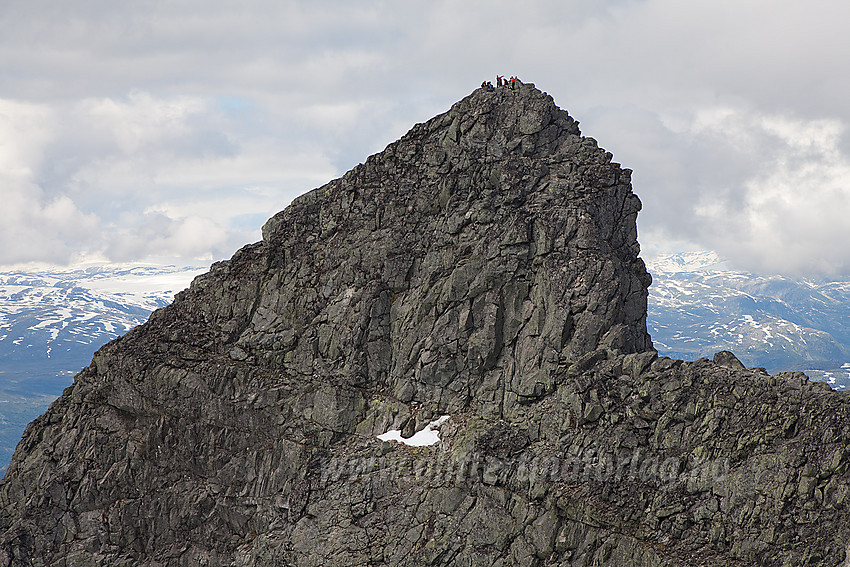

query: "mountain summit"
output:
2 84 850 566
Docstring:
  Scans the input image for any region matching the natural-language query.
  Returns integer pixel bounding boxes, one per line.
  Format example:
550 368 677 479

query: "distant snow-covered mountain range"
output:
0 254 849 473
646 252 850 390
0 264 206 472
0 265 206 366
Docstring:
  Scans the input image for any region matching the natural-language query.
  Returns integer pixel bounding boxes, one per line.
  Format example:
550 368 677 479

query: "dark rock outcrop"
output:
2 83 850 566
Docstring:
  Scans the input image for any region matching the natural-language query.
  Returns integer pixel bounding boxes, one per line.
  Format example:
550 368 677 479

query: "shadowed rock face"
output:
256 83 652 413
2 84 850 566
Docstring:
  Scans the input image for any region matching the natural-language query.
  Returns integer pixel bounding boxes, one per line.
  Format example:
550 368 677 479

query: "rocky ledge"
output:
1 83 849 566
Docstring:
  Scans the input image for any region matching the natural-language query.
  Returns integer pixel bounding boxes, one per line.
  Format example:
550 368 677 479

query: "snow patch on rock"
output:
377 415 450 447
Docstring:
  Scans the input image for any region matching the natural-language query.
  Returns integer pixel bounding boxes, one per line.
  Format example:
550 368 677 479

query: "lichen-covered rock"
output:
1 84 850 566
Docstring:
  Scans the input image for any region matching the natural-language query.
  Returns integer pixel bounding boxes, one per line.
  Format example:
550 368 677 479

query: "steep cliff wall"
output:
1 84 849 566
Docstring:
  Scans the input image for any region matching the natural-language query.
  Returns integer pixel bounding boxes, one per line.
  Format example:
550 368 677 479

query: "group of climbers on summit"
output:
481 75 519 92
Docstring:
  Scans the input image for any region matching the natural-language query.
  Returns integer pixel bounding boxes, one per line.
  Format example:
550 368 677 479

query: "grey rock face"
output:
1 84 849 566
254 83 652 415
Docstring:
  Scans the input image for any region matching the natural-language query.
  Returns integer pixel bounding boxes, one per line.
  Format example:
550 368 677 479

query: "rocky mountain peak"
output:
5 85 847 566
254 81 652 414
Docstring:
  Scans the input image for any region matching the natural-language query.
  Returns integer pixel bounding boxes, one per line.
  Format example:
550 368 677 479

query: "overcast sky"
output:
2 0 849 276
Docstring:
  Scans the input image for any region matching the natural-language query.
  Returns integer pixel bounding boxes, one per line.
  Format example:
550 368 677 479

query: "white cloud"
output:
0 100 100 264
80 92 208 155
630 107 850 275
0 91 338 267
103 212 229 263
0 100 52 176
